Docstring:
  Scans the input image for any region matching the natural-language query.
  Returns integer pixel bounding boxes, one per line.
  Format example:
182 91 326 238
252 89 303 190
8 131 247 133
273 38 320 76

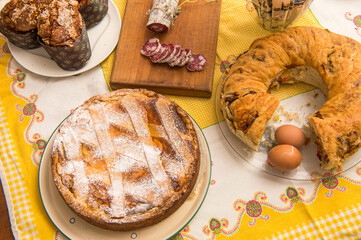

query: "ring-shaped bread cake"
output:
220 26 361 170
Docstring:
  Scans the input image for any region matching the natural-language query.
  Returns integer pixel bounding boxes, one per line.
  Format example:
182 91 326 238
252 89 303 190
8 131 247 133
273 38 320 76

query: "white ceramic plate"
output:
215 78 361 181
7 0 121 77
38 117 211 240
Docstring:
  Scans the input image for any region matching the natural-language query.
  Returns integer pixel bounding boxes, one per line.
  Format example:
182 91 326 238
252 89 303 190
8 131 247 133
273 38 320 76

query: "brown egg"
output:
275 124 306 148
267 144 302 171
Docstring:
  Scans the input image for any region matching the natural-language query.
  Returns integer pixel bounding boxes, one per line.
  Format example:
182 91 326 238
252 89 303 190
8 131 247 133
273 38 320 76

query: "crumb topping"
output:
1 0 38 32
37 0 82 46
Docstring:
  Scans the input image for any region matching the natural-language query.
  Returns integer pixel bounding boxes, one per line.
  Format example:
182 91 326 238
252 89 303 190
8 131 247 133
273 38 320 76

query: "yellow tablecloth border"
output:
0 0 360 239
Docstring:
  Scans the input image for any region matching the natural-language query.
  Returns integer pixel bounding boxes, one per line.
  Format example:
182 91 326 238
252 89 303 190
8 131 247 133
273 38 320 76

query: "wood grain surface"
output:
0 182 14 240
110 0 221 98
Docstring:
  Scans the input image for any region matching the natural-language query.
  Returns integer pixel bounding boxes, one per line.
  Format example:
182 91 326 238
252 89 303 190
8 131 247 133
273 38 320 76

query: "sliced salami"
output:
176 48 191 67
184 48 191 58
140 38 161 57
177 55 189 67
159 44 175 63
187 54 207 71
150 44 169 63
140 38 206 72
146 0 180 33
171 49 187 67
157 44 172 63
168 44 183 66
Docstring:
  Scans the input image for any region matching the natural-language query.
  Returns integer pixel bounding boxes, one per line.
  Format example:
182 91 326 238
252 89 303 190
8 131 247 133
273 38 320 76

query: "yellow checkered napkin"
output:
264 204 361 240
0 102 39 239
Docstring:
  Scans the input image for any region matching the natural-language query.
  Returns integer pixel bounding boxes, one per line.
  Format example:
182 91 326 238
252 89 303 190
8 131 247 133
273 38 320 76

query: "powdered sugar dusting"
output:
52 92 198 222
60 160 89 201
61 129 80 160
71 161 89 200
107 177 124 218
113 136 146 163
163 156 184 178
113 155 146 173
88 104 125 217
122 96 174 199
125 177 163 209
156 99 194 166
55 0 79 38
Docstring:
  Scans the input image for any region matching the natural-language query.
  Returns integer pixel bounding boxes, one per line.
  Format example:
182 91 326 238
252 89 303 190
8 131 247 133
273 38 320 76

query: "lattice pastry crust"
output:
51 89 200 231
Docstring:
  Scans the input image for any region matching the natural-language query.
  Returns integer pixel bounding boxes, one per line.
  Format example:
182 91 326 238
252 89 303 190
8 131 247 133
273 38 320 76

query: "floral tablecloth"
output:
1 0 361 239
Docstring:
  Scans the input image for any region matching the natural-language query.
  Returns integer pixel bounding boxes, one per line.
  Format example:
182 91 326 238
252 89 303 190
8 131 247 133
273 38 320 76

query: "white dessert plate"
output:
6 0 121 77
38 116 211 240
215 78 361 181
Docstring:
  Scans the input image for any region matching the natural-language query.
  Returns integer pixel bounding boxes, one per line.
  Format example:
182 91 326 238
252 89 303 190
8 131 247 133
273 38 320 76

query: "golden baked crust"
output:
0 0 38 32
0 0 106 47
220 26 361 170
77 0 92 7
51 89 200 231
37 0 82 46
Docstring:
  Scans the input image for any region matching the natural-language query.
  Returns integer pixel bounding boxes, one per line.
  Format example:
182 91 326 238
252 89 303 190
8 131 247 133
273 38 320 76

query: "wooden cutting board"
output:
110 0 222 98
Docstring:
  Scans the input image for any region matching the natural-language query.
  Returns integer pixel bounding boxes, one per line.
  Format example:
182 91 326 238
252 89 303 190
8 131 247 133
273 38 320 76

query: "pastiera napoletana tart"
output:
51 89 200 230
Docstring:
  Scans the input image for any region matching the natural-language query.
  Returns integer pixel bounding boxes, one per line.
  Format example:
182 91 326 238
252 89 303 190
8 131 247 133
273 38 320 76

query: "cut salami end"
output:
187 54 207 71
141 38 161 57
150 44 169 63
147 23 169 33
146 0 180 33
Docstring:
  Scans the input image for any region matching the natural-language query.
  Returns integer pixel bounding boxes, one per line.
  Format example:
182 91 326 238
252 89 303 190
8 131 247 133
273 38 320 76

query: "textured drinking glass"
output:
252 0 313 32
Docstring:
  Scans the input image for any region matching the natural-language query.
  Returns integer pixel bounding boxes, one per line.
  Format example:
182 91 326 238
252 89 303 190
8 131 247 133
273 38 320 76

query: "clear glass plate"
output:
38 115 211 240
215 75 361 181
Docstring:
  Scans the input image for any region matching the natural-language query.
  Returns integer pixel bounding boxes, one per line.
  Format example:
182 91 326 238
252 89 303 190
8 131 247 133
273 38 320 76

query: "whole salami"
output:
146 0 180 33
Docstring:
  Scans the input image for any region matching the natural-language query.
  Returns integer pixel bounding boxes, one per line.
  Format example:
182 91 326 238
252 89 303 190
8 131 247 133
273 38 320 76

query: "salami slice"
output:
177 55 189 67
176 48 191 67
184 48 191 57
168 44 183 66
150 44 169 63
141 38 161 57
146 0 180 33
187 54 207 71
160 44 175 63
171 49 187 67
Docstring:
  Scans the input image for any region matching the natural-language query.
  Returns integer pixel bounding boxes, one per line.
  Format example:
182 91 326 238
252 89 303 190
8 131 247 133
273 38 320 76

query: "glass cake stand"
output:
215 76 361 181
